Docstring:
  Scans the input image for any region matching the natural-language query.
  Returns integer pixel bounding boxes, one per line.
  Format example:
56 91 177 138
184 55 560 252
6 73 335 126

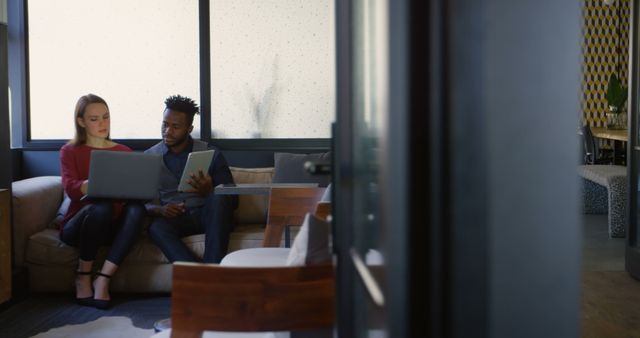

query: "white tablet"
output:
177 150 215 192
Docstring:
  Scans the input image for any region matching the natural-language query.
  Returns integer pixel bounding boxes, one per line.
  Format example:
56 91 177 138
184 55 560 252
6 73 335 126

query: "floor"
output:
0 293 170 338
0 214 635 338
581 214 640 338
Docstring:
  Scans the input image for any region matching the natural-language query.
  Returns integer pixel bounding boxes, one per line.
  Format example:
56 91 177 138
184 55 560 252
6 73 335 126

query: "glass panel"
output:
27 0 200 140
352 0 388 335
209 0 335 138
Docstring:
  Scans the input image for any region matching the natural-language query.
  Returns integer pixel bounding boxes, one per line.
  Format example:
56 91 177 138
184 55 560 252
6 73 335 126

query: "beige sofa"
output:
11 167 279 293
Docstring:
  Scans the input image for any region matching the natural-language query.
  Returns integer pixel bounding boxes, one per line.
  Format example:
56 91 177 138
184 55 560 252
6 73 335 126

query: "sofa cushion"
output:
272 152 331 187
230 167 274 224
48 192 71 229
26 229 206 266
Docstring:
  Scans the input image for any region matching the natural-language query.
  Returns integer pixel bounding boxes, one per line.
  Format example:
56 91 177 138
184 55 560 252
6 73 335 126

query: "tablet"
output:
178 150 215 192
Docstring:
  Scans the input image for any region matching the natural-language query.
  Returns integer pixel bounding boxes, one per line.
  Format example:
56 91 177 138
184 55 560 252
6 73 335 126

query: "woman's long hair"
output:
69 94 110 145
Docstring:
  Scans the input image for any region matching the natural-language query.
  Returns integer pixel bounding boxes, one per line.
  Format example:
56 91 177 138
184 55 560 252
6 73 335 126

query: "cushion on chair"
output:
220 247 291 267
320 184 332 202
272 152 331 187
286 213 331 266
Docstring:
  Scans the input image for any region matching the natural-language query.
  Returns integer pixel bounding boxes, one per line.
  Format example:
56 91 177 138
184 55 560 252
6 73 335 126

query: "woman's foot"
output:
92 272 112 309
75 270 93 306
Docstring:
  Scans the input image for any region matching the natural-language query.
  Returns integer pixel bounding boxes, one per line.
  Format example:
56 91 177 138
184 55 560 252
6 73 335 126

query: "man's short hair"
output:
165 95 200 125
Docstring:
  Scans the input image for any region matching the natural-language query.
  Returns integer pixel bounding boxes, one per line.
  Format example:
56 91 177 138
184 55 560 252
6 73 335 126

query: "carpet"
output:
29 316 154 338
0 294 170 338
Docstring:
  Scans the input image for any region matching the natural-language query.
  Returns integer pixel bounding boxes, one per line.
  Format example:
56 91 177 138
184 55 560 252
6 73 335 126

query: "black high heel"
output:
92 272 112 310
75 270 94 307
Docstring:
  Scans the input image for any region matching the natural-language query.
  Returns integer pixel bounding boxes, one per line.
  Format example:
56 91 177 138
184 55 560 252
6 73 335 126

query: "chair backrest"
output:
262 187 327 247
582 124 596 164
314 201 332 221
171 262 335 336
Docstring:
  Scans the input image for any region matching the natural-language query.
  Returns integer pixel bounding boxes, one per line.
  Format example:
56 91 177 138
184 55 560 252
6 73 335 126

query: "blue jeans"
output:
61 201 145 265
148 194 237 263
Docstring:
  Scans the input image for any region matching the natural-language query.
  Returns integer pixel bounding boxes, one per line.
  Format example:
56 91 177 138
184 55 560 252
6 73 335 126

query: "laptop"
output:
82 150 162 201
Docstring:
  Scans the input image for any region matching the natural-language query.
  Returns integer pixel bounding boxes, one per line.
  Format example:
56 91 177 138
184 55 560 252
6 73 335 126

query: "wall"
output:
581 0 630 128
13 148 329 180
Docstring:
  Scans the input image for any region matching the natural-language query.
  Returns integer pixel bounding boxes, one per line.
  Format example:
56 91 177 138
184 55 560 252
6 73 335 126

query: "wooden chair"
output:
262 187 327 247
168 188 333 337
168 198 334 338
170 263 335 338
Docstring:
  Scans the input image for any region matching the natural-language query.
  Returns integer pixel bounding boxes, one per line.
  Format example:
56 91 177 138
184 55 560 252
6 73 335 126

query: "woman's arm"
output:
60 145 87 201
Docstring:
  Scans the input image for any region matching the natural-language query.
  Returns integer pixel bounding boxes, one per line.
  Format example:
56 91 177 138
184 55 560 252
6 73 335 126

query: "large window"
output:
210 0 335 138
20 0 334 143
27 0 200 140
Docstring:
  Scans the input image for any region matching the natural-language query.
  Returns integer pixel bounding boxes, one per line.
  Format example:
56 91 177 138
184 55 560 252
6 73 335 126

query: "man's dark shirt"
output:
145 137 237 209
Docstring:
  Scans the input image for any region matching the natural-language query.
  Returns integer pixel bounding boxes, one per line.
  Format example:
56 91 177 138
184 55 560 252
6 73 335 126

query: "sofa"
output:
11 166 288 293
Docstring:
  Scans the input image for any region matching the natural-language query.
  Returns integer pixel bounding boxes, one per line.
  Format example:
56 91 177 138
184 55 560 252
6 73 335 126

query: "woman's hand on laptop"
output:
185 170 213 197
80 180 88 195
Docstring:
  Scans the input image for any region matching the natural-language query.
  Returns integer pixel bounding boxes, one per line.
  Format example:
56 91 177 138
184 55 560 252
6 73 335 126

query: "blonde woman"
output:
59 94 145 309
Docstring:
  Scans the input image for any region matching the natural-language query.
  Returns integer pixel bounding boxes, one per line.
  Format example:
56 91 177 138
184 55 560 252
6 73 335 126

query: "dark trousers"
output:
148 194 236 263
60 201 145 265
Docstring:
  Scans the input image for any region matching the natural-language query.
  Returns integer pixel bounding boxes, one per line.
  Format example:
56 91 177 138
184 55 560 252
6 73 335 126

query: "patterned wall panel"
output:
582 0 630 128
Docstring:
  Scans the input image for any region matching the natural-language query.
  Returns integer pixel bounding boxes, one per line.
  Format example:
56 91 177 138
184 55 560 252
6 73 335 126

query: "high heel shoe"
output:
92 272 112 310
75 270 94 307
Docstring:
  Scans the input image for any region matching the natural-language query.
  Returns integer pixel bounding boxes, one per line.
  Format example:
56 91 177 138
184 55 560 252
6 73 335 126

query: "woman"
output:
59 94 145 309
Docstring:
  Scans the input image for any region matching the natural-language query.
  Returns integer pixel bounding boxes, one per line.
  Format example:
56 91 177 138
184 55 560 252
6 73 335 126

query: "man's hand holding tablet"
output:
184 169 214 196
177 150 215 193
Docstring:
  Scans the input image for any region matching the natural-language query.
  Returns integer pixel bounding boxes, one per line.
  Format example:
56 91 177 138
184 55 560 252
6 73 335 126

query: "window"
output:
27 0 199 140
209 0 335 138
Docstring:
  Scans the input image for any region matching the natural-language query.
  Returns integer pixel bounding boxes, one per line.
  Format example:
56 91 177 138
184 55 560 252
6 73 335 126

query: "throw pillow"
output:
48 192 71 229
286 212 332 266
272 152 332 187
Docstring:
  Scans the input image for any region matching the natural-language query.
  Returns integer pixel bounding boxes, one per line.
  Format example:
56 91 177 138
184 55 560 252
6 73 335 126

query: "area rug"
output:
29 316 154 338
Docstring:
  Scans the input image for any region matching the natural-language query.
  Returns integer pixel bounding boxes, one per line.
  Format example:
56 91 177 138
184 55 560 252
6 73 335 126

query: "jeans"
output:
148 194 237 263
60 200 145 265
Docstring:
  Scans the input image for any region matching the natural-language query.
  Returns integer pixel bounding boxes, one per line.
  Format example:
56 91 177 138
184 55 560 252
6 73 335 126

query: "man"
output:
145 95 238 263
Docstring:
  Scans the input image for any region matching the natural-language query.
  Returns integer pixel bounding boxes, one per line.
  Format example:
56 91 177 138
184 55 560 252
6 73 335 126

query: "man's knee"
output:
204 193 238 211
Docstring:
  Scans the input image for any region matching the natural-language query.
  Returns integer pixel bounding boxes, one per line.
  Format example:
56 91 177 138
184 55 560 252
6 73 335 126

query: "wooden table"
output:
590 128 628 165
590 128 628 142
214 184 325 247
0 189 11 304
214 183 319 195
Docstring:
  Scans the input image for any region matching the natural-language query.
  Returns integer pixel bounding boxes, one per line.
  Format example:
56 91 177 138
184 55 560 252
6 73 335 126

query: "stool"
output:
577 165 627 238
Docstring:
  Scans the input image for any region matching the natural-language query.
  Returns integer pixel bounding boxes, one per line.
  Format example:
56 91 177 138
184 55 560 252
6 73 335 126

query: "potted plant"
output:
605 73 628 129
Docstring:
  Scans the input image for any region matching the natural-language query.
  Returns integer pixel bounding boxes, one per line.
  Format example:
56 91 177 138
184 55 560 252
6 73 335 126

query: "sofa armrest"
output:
11 176 64 267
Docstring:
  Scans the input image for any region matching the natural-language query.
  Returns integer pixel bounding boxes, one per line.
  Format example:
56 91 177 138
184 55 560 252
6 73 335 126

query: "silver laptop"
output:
83 150 162 201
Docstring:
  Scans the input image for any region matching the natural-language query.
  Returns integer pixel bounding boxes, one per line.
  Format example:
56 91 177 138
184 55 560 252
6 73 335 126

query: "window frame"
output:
8 0 331 151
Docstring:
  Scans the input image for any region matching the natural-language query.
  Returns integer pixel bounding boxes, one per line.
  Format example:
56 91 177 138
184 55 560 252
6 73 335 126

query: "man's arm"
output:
145 201 186 218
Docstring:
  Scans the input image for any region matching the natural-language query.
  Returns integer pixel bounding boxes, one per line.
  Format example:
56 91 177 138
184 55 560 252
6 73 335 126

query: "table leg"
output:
613 140 627 165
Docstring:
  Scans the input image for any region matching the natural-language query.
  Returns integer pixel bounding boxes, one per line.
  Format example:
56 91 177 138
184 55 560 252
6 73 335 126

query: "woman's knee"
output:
124 203 146 222
88 201 113 220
